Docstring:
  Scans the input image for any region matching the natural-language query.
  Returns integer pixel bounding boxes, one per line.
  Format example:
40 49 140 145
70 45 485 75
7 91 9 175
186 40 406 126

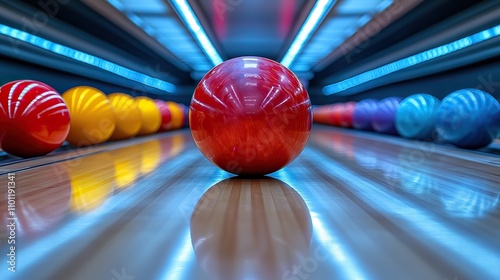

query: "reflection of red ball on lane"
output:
190 178 312 280
0 164 71 236
0 80 70 157
190 57 311 176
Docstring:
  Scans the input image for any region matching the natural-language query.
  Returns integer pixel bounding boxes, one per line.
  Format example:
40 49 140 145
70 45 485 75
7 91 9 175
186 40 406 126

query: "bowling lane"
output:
0 127 499 280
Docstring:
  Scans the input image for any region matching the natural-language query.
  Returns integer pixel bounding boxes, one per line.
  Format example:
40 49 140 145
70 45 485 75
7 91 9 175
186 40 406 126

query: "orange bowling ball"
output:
62 86 116 147
136 96 161 135
108 93 142 140
165 101 184 130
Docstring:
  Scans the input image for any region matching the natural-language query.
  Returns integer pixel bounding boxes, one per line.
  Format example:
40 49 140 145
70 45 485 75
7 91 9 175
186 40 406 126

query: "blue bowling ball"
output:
396 94 440 140
372 97 402 135
436 88 500 149
352 99 378 130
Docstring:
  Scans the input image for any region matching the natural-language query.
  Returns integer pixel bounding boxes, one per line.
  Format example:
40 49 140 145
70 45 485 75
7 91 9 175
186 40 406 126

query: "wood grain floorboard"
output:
0 127 498 280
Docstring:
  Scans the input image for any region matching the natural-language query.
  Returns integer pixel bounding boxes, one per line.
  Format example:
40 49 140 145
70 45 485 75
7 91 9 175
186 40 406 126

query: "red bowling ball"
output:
0 80 70 157
331 103 343 126
190 57 311 176
340 101 356 128
154 100 172 131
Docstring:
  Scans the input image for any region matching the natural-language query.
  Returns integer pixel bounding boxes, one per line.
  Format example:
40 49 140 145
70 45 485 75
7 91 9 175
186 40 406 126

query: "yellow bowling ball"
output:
108 93 142 140
62 86 116 147
136 96 161 135
166 101 183 130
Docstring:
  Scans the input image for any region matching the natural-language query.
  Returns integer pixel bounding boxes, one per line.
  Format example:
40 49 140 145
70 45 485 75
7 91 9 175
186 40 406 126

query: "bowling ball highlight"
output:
136 97 161 135
190 56 311 176
396 94 440 140
0 80 70 157
62 86 116 147
108 93 142 140
436 88 500 149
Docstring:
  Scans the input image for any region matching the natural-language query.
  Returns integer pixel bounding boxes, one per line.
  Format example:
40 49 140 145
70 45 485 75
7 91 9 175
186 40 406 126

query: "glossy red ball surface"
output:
190 57 311 176
0 80 70 157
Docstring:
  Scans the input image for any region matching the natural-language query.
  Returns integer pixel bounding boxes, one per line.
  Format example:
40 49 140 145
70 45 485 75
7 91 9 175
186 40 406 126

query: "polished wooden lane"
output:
0 127 498 280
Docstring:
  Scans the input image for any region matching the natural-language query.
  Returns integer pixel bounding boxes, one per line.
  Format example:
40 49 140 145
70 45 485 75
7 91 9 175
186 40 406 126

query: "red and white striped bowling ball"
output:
0 80 70 157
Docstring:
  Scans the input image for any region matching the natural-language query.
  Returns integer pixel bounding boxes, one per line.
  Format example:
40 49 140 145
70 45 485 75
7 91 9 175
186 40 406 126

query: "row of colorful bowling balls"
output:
0 80 188 158
313 88 500 149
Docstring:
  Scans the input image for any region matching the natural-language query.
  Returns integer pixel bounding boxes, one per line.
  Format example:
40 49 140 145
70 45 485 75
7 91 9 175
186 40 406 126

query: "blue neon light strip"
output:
0 24 176 93
281 0 336 68
171 0 223 66
323 24 500 95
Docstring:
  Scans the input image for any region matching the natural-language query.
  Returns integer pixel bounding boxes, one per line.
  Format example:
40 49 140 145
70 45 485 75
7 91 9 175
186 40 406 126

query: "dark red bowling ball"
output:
340 101 356 128
0 80 70 157
154 100 172 131
190 57 311 176
331 103 343 126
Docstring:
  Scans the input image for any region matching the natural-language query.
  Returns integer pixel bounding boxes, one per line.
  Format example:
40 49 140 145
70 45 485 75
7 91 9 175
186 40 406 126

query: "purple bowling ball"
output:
352 99 378 130
372 97 402 135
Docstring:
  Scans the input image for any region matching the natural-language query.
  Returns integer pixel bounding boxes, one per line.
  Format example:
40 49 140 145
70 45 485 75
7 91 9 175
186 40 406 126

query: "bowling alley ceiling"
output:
1 0 500 103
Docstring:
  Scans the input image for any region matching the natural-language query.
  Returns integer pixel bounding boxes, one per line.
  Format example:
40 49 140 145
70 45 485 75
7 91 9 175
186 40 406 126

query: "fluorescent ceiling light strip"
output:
280 0 336 68
107 0 124 11
171 0 223 66
323 24 500 95
108 1 207 70
0 24 176 93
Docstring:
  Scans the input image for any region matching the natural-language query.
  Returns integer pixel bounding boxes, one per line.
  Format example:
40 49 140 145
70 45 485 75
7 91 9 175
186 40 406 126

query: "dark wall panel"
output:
0 55 193 104
348 59 500 102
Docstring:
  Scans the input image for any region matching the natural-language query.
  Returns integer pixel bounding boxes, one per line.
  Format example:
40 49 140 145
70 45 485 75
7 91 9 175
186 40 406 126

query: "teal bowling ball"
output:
396 94 440 140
